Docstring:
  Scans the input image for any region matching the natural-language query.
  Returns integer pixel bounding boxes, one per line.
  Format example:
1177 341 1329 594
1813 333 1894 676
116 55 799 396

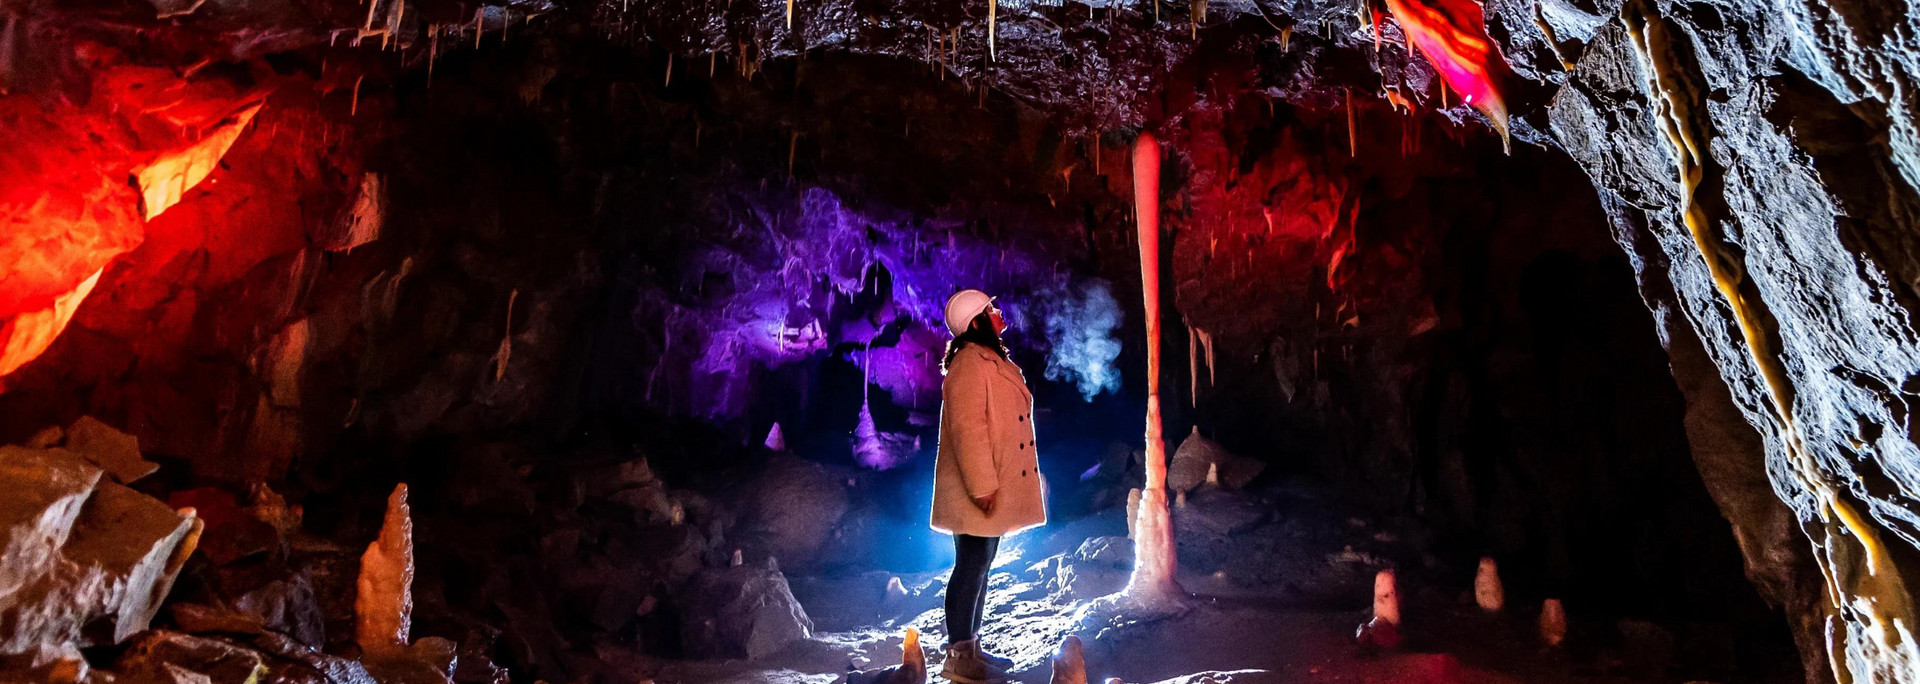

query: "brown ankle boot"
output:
939 639 1003 684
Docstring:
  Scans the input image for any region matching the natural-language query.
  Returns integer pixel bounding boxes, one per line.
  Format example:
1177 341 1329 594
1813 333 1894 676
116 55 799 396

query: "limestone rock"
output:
679 562 813 660
1167 428 1227 494
167 603 266 637
0 559 112 656
0 446 103 601
1049 635 1086 684
116 632 265 684
735 456 848 569
62 481 195 644
63 417 158 485
248 632 375 684
355 484 413 660
230 577 324 648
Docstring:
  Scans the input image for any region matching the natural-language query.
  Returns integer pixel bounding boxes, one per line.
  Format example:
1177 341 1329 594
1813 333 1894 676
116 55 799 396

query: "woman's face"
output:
988 305 1007 335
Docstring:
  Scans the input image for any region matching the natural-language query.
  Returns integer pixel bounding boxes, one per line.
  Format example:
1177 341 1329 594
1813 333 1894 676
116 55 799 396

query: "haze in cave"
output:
4 0 1920 682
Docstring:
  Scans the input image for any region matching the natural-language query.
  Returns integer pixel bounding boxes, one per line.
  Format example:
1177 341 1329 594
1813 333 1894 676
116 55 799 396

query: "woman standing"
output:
930 289 1047 683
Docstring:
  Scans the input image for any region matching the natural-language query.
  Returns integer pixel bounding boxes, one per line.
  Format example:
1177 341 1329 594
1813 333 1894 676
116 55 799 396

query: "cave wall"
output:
6 0 1917 676
1532 0 1920 674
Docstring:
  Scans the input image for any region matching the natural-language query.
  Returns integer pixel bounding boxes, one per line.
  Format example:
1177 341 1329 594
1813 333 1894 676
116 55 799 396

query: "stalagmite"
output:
1116 131 1185 610
356 483 414 660
765 423 787 451
1473 557 1503 612
1356 568 1404 649
1050 635 1087 684
1373 569 1400 625
1539 598 1566 646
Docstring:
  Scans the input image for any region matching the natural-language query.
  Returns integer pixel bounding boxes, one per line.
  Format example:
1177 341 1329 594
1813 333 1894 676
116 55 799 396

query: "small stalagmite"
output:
1356 568 1404 649
1050 635 1087 684
355 483 414 660
1474 557 1504 612
1373 569 1400 626
1539 598 1566 646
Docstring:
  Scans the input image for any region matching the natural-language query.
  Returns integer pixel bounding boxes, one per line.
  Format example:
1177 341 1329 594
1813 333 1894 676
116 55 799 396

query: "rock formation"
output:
354 483 413 661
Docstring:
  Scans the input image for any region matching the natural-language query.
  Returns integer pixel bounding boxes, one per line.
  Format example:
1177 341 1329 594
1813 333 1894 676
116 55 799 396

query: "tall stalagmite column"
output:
1123 132 1185 608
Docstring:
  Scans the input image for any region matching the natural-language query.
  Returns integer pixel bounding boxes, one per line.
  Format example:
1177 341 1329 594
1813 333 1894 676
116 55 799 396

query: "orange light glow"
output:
0 267 103 377
136 102 264 220
1383 0 1510 149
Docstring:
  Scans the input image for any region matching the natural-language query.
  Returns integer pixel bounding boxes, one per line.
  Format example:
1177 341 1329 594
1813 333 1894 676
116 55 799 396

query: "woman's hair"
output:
942 311 1008 373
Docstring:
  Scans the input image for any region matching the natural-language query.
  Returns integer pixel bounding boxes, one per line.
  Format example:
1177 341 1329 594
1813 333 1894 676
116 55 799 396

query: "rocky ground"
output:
0 415 1800 684
660 482 1800 684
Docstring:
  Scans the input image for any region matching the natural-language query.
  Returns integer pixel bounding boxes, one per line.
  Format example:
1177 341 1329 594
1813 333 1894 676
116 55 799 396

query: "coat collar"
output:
970 346 1033 402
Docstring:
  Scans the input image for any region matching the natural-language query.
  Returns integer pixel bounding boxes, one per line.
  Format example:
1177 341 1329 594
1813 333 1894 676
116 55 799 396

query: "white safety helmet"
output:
943 289 995 336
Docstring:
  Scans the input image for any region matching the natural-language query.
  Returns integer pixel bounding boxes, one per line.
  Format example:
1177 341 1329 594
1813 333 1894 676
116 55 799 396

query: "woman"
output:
930 289 1047 683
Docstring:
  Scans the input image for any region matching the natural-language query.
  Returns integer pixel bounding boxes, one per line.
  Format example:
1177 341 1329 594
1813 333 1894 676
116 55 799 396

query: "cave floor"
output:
653 486 1753 684
661 565 1668 684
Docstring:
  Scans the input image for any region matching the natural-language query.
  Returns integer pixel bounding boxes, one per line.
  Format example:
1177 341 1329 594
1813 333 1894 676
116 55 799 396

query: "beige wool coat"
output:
930 344 1048 537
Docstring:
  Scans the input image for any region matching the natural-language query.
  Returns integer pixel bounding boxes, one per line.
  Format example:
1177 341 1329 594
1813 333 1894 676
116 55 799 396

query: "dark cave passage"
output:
6 0 1916 682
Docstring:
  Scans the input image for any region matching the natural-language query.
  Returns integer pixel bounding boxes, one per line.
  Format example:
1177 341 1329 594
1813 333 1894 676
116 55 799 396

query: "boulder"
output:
167 489 281 567
168 603 267 636
1167 428 1227 494
679 562 813 660
0 558 113 656
0 446 103 601
63 417 159 485
735 456 848 569
116 632 264 684
230 577 324 648
248 632 375 684
1171 489 1269 540
63 481 196 644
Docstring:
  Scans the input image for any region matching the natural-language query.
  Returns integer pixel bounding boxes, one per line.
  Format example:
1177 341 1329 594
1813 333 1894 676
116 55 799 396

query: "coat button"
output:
1019 414 1026 422
1022 469 1028 477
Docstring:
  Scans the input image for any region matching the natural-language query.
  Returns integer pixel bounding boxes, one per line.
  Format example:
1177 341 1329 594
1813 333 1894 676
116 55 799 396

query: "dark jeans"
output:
945 534 1001 643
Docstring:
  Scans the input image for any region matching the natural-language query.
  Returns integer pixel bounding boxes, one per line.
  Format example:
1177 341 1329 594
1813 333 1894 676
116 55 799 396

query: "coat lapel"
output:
989 352 1033 403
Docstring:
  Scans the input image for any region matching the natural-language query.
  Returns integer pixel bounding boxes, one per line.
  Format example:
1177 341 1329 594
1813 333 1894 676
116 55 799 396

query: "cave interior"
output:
4 0 1920 681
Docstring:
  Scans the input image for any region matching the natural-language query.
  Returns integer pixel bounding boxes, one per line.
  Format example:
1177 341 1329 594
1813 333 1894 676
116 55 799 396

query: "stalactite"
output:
474 7 483 49
787 0 795 29
1382 0 1508 151
1532 0 1576 70
1620 2 1917 678
492 290 517 382
989 0 998 61
666 53 673 86
1346 88 1357 156
351 76 363 116
1189 323 1200 408
1280 25 1291 51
